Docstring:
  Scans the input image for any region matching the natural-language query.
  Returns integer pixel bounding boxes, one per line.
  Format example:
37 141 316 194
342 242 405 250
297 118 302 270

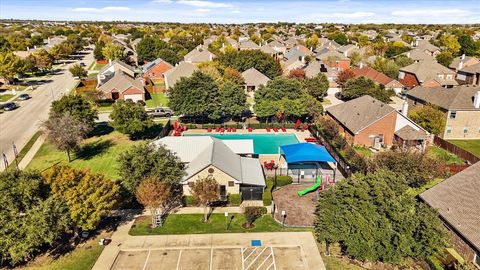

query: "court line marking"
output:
241 248 245 270
298 245 309 269
270 247 277 270
245 247 268 270
209 247 213 270
266 262 274 270
256 253 272 270
176 250 182 270
243 247 257 263
142 250 151 270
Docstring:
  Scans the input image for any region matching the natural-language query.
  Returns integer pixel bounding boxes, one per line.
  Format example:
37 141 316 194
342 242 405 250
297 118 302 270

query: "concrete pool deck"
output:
182 128 312 142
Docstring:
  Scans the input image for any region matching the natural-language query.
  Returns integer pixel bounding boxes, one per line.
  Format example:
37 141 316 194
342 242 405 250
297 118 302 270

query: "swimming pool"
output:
184 133 299 154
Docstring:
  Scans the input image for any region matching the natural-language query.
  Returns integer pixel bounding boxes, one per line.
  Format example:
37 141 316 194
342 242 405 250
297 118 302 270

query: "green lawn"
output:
447 140 480 158
321 98 332 106
24 233 106 270
129 214 309 235
146 92 169 108
27 128 138 180
91 63 106 71
7 131 42 170
353 145 372 158
0 94 14 102
426 146 464 165
246 96 255 105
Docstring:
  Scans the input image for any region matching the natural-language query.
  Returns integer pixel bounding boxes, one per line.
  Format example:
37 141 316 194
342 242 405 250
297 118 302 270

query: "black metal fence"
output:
157 119 172 138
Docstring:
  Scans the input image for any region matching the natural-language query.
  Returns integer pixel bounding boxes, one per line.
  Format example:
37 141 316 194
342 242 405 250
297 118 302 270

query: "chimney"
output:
34 45 37 50
406 52 411 58
301 56 305 63
222 42 225 48
401 101 409 116
458 60 463 70
415 40 419 47
359 62 364 69
109 59 112 65
209 54 213 61
27 46 30 51
474 91 480 109
461 54 465 60
343 50 348 57
48 37 51 43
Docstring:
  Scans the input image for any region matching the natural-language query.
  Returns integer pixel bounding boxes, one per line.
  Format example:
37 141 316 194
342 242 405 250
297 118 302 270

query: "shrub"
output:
244 206 267 228
426 255 444 270
275 176 293 187
183 195 197 206
227 194 242 205
262 178 273 206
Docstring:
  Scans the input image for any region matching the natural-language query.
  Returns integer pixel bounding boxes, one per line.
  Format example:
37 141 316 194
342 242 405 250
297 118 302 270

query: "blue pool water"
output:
184 133 299 154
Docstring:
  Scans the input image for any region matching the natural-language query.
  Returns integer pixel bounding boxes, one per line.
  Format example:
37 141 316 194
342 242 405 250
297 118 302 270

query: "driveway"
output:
0 49 94 170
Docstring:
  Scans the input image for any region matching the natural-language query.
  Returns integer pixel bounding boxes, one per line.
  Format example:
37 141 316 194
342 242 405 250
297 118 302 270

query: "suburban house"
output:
281 58 305 75
326 95 430 149
163 61 198 90
268 40 287 54
239 40 261 50
449 55 479 72
403 48 435 62
260 44 280 59
242 67 270 94
399 60 458 89
337 44 365 57
97 71 146 102
142 58 173 81
457 63 480 85
315 50 351 70
184 46 216 65
304 61 339 87
351 64 404 94
414 40 441 57
420 161 480 268
152 136 266 200
97 60 135 86
406 86 480 139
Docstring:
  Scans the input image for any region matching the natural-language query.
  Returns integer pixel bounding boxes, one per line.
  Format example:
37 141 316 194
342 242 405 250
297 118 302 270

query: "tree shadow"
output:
89 124 114 137
75 139 113 161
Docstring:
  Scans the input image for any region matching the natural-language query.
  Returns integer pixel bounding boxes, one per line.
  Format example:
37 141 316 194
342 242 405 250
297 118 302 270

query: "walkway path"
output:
18 134 45 169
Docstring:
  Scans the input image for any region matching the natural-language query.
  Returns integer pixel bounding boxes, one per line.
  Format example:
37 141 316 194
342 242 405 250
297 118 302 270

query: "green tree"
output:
329 32 348 45
157 48 181 65
118 143 185 194
385 41 410 58
458 35 477 56
190 177 219 222
315 170 447 263
43 165 119 231
0 170 69 265
169 71 223 119
110 100 153 138
136 37 158 63
0 52 24 84
372 57 400 79
303 73 329 101
217 50 282 79
394 55 414 68
436 51 454 67
51 94 98 129
93 40 105 60
69 63 88 78
305 33 319 49
341 76 394 103
219 80 247 118
32 48 53 71
408 104 446 135
440 35 461 55
102 42 124 61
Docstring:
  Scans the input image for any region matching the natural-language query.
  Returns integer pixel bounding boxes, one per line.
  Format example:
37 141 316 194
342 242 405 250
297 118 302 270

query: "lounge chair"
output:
281 127 286 132
215 127 220 132
266 127 271 132
207 127 212 132
248 128 253 132
232 128 237 132
273 127 279 132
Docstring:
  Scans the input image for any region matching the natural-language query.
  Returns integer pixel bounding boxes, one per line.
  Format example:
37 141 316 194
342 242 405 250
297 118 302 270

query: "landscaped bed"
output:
129 214 309 235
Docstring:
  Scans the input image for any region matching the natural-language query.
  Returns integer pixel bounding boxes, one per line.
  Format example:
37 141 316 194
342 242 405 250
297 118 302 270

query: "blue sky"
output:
1 0 479 24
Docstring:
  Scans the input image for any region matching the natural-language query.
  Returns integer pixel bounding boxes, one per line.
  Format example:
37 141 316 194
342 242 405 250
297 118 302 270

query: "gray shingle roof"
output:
420 161 480 251
407 85 480 111
400 60 458 86
394 125 428 140
459 62 480 74
326 95 395 134
242 67 270 87
163 62 198 88
97 72 144 94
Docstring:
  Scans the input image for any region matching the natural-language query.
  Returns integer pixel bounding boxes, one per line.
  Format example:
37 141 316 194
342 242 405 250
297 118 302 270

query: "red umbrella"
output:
174 121 178 130
295 119 301 129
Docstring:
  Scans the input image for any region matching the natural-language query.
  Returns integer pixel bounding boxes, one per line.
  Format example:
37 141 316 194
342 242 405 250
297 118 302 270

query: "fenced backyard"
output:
434 136 480 164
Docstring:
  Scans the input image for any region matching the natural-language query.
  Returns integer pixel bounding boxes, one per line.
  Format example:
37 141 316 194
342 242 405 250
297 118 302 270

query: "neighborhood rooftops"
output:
407 85 480 111
242 67 270 88
400 60 458 86
326 95 396 134
351 65 403 88
420 161 480 251
142 58 173 73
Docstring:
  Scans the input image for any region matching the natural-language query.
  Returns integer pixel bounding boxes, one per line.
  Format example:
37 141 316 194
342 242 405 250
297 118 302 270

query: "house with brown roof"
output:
142 58 173 81
242 67 270 94
184 46 216 65
420 161 480 268
97 71 146 102
239 40 261 51
163 61 198 90
352 64 404 94
304 61 339 88
414 40 441 57
316 50 351 71
326 95 429 149
449 55 479 72
97 60 136 86
403 48 435 63
406 85 480 139
399 60 458 89
457 63 480 85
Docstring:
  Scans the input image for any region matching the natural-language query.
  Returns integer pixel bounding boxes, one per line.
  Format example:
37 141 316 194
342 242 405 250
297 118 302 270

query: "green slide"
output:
297 176 322 197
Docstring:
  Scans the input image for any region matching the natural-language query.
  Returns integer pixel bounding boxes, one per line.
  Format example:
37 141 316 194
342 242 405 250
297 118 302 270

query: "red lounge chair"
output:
303 124 309 131
220 128 225 133
207 128 212 132
227 128 232 132
248 128 253 132
232 128 236 132
273 127 279 132
182 125 188 131
281 127 286 132
266 127 271 132
215 127 220 132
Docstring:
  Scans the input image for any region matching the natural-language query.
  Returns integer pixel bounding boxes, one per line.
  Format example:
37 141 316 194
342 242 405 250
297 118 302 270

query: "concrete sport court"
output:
111 245 308 270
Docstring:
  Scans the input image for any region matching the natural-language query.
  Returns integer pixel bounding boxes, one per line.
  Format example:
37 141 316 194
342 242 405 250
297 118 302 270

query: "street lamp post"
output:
273 164 279 189
281 210 286 227
224 212 229 231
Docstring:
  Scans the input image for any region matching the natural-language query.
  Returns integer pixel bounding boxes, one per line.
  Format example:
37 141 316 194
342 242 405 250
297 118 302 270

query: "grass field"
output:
146 92 169 108
426 146 464 165
24 233 107 270
0 94 14 102
447 140 480 158
27 127 138 180
91 63 106 71
129 214 309 235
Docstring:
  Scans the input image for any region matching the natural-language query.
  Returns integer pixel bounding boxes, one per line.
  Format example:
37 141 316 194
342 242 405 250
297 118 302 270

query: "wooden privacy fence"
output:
433 136 480 164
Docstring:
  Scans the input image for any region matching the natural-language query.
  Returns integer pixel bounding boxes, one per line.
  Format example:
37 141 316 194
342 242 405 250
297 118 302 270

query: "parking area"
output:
111 245 308 270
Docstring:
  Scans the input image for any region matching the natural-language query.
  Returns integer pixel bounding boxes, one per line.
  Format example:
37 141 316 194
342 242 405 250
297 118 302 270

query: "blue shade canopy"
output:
280 143 336 163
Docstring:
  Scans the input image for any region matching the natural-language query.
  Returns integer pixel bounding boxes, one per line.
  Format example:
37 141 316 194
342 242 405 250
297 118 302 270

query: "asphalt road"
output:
0 49 94 171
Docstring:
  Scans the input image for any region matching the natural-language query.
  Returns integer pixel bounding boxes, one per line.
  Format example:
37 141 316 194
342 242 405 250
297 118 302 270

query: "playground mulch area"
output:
272 184 317 227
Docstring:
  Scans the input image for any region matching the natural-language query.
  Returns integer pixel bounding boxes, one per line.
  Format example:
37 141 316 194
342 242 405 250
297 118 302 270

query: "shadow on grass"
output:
75 139 114 160
89 124 114 137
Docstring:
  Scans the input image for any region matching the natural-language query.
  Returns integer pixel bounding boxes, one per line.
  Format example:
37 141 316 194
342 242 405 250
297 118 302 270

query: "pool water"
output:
184 133 299 154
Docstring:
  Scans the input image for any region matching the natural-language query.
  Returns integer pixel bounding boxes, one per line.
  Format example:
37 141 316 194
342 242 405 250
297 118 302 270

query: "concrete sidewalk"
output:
92 215 325 270
18 134 45 169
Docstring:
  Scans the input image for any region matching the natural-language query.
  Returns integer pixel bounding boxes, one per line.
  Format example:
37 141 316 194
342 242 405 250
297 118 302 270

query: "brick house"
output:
420 161 480 269
406 86 480 139
457 63 480 86
97 71 146 102
315 50 351 71
449 55 479 72
351 65 404 94
399 60 458 89
142 58 173 81
326 95 429 149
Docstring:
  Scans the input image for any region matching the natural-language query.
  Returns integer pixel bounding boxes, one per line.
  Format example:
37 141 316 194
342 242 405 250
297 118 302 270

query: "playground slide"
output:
297 176 322 197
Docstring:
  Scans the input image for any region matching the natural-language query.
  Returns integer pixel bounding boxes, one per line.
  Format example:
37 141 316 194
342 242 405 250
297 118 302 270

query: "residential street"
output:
0 49 94 170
